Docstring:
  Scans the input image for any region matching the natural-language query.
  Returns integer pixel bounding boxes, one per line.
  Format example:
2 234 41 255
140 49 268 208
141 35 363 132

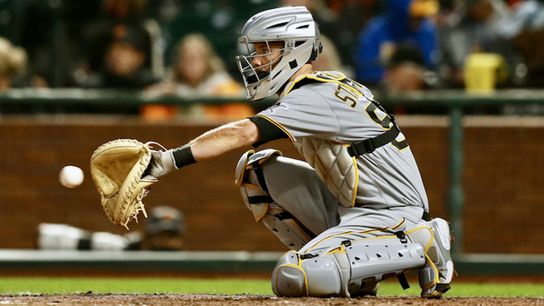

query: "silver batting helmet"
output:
235 6 322 101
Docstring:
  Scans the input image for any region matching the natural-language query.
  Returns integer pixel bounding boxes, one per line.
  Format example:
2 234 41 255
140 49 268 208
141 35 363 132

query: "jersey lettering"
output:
332 77 368 108
334 84 358 108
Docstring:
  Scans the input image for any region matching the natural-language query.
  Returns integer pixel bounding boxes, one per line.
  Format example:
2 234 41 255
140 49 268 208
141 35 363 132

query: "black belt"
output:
347 125 400 156
422 211 431 221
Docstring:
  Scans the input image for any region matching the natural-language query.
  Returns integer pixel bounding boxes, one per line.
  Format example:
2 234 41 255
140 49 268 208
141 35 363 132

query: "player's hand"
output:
144 145 177 179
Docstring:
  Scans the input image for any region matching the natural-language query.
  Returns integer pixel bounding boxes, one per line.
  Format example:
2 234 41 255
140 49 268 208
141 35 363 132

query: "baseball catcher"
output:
94 6 454 298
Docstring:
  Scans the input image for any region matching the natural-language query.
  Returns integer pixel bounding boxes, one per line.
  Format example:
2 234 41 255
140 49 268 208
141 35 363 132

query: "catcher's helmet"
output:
236 6 322 101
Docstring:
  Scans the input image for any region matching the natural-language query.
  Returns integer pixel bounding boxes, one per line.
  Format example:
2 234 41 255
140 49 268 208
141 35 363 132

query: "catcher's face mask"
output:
236 40 284 101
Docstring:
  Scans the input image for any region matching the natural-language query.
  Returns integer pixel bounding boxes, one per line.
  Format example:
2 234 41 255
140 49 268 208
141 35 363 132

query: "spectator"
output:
144 33 253 121
383 44 427 94
0 37 28 91
334 0 385 68
82 25 159 89
381 44 445 114
77 0 164 84
495 0 544 41
354 0 439 86
437 0 507 87
499 0 544 87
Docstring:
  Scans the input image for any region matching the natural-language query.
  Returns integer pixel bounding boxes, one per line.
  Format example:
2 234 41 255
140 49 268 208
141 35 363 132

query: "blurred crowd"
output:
0 0 543 117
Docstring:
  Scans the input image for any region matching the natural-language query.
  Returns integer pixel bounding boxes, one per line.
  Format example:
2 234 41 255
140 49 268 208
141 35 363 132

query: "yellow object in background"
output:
410 0 439 17
464 53 507 93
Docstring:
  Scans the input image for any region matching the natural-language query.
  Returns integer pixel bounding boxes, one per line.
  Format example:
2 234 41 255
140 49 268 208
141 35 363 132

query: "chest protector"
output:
293 139 358 207
285 71 361 207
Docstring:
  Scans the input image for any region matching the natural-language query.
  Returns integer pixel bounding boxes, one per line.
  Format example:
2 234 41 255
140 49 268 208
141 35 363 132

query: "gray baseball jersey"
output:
256 71 429 214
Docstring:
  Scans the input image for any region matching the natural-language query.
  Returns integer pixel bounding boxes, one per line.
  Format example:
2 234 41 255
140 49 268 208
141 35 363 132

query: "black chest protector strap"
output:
347 125 400 156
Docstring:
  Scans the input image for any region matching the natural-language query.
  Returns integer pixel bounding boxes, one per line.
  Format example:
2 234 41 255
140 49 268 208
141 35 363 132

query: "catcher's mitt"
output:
90 139 158 229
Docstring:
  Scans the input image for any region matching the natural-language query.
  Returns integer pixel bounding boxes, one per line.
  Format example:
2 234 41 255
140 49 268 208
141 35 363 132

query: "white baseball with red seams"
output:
59 165 84 188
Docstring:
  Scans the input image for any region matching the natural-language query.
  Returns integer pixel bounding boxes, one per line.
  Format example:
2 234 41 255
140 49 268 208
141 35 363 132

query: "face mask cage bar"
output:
235 40 285 100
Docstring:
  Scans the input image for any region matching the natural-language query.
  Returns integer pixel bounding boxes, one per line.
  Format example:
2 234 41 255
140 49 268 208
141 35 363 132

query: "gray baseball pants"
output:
261 155 426 255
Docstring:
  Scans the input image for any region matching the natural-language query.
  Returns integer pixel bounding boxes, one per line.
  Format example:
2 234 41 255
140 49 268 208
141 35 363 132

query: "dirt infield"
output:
1 294 542 305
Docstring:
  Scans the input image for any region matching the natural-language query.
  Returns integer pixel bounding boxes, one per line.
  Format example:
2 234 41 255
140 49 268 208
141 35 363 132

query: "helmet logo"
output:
289 60 298 69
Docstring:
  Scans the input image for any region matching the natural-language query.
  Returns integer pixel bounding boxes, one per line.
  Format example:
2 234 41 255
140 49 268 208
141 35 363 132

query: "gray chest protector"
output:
293 139 358 207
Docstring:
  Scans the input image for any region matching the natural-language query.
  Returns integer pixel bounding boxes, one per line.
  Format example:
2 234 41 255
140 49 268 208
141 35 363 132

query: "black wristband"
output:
172 144 196 169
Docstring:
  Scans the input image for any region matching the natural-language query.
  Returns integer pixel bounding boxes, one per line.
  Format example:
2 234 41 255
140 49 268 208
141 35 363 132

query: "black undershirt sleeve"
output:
249 116 288 148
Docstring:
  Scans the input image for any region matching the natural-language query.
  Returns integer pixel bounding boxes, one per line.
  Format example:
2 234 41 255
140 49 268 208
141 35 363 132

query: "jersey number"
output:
365 103 408 150
333 80 409 151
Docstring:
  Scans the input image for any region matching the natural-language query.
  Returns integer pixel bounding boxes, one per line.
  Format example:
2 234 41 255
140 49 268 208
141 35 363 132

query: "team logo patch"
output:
268 102 289 113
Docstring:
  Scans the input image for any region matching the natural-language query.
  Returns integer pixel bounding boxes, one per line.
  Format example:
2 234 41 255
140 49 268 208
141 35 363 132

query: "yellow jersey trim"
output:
284 72 358 97
391 218 406 230
351 154 359 207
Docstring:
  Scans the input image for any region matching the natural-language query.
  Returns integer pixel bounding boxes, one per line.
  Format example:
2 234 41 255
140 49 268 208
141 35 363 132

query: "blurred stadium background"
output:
0 0 543 281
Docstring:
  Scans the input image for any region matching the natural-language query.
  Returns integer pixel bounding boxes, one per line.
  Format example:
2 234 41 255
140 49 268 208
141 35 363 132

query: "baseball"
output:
59 165 84 188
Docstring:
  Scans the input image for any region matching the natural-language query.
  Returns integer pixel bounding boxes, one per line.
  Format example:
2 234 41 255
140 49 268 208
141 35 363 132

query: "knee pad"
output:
235 149 315 250
235 149 282 221
271 250 350 297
